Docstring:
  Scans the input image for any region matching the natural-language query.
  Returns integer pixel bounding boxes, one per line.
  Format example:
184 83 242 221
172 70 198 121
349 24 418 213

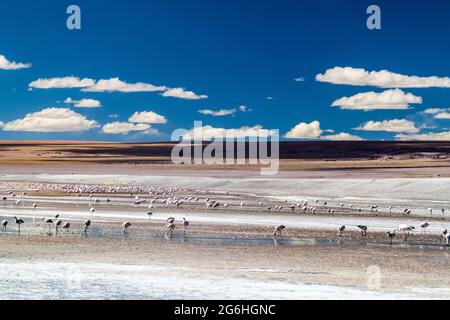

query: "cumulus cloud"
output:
396 131 450 141
162 87 208 100
420 108 450 119
284 121 323 139
434 112 450 120
316 66 450 88
331 89 422 111
356 119 419 133
83 78 166 93
128 111 167 124
29 77 166 93
64 97 101 108
29 77 95 89
322 132 364 141
183 125 276 140
424 108 445 114
101 122 151 134
3 108 99 132
198 108 237 116
0 55 31 70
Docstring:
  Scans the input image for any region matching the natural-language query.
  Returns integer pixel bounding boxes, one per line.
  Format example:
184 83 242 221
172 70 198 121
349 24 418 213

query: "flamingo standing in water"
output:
62 222 71 233
14 217 24 235
182 218 189 233
442 229 450 246
1 220 7 232
387 230 396 245
337 225 345 237
273 225 286 238
122 222 131 235
420 222 430 234
83 220 91 236
357 225 368 236
43 218 53 234
55 219 63 235
166 220 176 238
396 225 415 242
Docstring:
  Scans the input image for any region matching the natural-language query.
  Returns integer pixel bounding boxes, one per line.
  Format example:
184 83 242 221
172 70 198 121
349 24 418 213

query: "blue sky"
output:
1 0 450 141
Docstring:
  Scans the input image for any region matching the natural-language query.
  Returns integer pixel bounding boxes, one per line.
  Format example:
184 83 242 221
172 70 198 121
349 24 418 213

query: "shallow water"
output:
0 260 448 300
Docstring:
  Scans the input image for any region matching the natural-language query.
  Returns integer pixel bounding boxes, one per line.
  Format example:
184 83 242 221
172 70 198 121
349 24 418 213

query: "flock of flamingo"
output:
0 181 449 246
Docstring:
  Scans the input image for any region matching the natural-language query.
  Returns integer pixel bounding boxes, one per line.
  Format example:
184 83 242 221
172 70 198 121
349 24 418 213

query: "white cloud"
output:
294 77 305 82
239 105 251 112
265 96 274 100
128 111 167 124
183 125 276 140
396 131 450 141
198 108 236 116
316 66 450 88
424 108 446 114
0 55 31 70
108 114 119 119
162 88 208 100
331 89 422 111
101 122 150 134
64 97 101 108
421 108 450 119
434 112 450 120
356 119 419 133
322 133 363 141
3 108 99 132
83 78 166 93
284 121 323 139
29 77 95 89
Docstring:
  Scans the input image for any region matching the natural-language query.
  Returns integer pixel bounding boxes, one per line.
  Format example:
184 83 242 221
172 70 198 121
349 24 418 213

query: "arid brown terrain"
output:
0 140 449 169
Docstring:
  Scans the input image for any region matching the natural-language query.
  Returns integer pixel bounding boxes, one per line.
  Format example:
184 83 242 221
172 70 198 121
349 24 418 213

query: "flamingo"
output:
62 222 71 232
337 225 345 237
387 230 396 245
147 211 153 220
428 208 433 216
182 218 189 233
55 219 63 235
122 222 131 235
396 225 415 242
1 220 7 232
43 218 54 234
14 217 24 235
441 229 450 246
167 217 175 224
83 220 91 236
420 222 430 233
273 225 286 238
166 221 176 237
357 225 368 236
